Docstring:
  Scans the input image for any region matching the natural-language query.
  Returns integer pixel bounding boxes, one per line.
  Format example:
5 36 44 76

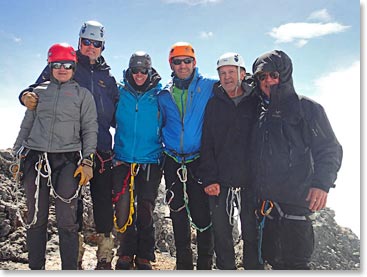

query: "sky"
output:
0 0 362 239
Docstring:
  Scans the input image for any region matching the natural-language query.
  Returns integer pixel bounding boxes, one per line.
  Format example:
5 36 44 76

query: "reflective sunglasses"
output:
171 57 194 65
51 62 75 70
131 67 149 75
257 71 280 81
81 38 103 48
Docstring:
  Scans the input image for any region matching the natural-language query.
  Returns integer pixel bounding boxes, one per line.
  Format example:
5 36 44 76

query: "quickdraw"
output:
256 200 273 264
114 163 139 233
226 187 242 226
165 163 212 233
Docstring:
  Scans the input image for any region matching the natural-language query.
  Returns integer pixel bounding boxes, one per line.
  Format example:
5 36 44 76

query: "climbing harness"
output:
10 150 81 229
95 151 113 174
226 187 242 226
113 163 139 233
165 161 212 233
256 200 312 264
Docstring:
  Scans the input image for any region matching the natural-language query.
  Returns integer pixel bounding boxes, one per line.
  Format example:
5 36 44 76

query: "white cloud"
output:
199 31 214 39
162 0 221 5
312 61 360 237
308 9 332 22
268 22 350 47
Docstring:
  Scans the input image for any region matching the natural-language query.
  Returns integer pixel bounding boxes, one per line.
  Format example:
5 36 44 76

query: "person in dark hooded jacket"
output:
200 52 262 270
251 50 343 269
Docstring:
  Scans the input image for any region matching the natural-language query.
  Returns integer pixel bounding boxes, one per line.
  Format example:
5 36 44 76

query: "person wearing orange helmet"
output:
13 43 98 270
157 42 216 270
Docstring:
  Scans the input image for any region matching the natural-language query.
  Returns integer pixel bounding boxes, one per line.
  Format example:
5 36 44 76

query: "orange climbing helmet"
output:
168 42 196 63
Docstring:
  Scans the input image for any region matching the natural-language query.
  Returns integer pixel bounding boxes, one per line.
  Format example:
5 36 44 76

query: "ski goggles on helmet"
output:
50 62 75 70
257 71 280 81
131 67 149 75
171 57 194 65
81 38 103 48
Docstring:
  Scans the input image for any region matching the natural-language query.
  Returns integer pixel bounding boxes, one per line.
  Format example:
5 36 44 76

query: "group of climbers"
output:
12 20 342 271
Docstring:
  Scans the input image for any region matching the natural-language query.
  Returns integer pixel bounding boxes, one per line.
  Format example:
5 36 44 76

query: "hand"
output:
73 159 93 186
306 187 328 211
204 183 220 196
21 91 39 110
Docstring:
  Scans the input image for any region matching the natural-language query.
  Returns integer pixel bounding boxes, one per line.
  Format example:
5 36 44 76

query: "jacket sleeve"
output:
303 100 343 192
13 110 36 151
80 88 98 157
18 65 50 105
199 101 218 188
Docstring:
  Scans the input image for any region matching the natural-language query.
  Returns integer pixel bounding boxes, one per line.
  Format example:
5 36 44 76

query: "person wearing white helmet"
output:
200 52 263 269
17 20 119 270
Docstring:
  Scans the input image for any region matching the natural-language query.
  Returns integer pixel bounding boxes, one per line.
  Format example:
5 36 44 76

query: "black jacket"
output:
251 50 343 208
200 81 258 188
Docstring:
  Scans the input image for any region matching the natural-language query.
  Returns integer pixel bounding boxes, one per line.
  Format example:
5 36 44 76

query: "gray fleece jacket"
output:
14 79 98 157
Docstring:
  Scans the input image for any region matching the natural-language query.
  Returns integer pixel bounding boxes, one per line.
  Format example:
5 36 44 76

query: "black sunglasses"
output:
81 38 103 48
51 62 75 70
171 58 194 65
131 67 149 75
257 71 280 81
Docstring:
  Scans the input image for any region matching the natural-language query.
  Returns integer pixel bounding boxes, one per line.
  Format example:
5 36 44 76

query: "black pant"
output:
90 151 114 234
261 203 315 269
112 163 162 261
23 151 79 270
163 155 214 270
209 187 262 270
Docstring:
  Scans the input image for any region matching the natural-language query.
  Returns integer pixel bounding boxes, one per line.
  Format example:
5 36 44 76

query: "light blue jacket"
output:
158 68 216 162
113 68 163 164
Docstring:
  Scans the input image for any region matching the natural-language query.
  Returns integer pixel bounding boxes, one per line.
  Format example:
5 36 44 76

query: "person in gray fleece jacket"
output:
13 43 98 270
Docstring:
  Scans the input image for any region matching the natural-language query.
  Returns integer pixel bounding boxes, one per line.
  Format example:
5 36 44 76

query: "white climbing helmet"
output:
216 52 245 70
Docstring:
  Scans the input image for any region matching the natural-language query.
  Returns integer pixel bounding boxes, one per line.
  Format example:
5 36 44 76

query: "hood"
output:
122 67 162 93
252 50 301 120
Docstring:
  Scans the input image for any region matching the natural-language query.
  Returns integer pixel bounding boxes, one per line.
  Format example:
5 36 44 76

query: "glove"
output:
74 158 94 186
21 91 38 110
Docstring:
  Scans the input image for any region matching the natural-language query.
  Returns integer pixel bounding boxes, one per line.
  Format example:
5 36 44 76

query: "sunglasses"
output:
171 58 194 65
131 67 149 75
257 71 280 81
51 62 75 70
81 38 103 48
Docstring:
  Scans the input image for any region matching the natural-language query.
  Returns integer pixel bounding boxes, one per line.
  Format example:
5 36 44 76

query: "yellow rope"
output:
113 163 138 233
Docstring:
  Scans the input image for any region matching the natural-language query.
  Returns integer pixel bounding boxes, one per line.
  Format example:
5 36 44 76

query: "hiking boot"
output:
135 257 152 270
95 259 112 270
115 256 134 270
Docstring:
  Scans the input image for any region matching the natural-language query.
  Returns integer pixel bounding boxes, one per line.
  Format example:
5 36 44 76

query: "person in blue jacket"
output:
112 51 163 270
157 42 215 270
18 21 118 270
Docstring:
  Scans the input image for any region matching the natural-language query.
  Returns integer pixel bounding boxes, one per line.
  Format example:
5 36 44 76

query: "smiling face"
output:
170 56 196 80
79 38 103 64
258 71 280 97
218 65 245 98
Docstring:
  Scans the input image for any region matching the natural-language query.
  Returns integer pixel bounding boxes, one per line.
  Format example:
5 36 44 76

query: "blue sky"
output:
0 0 362 237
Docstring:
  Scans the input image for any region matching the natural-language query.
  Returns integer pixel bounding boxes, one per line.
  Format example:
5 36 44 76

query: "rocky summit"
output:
0 149 360 270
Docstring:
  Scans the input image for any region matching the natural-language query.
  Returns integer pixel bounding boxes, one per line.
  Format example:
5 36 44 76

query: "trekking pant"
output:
90 151 114 233
23 151 79 270
209 187 262 270
261 202 315 270
163 155 214 270
112 162 162 261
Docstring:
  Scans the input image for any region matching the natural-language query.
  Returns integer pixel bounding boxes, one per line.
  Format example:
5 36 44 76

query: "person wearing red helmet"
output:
13 43 98 270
